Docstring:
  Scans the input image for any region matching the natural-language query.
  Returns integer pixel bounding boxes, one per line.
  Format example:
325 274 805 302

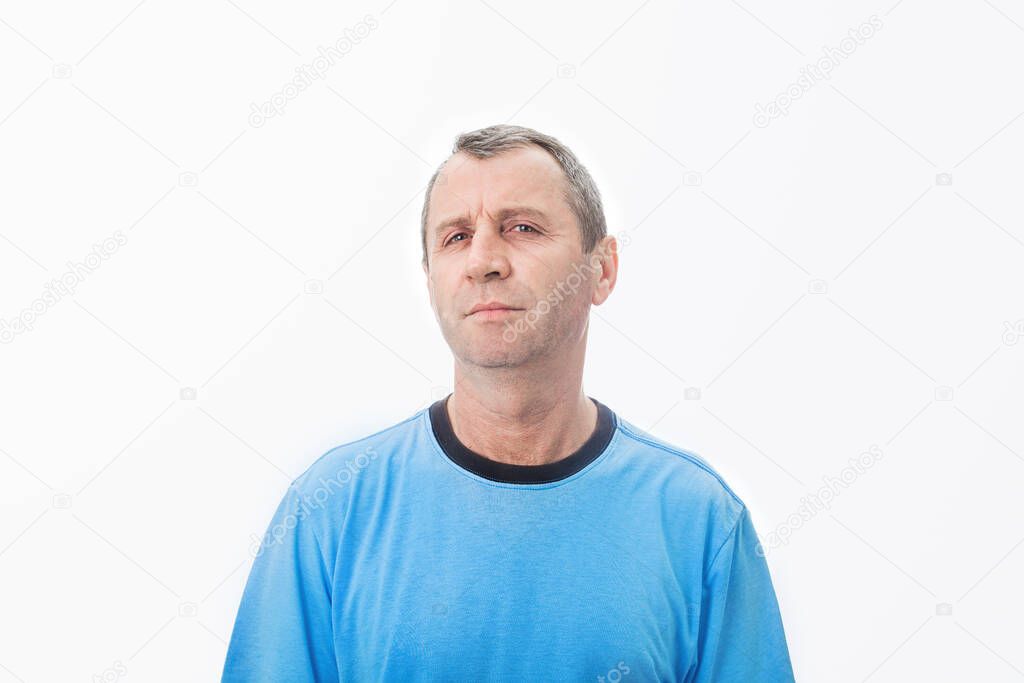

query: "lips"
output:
467 302 522 316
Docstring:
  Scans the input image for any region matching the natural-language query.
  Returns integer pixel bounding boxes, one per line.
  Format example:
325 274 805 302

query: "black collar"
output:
428 395 616 484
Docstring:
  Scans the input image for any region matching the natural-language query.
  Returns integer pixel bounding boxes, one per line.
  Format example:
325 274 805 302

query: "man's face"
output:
422 146 603 369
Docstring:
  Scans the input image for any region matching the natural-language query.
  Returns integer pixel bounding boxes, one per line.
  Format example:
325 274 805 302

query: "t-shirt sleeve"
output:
221 484 339 683
689 505 795 683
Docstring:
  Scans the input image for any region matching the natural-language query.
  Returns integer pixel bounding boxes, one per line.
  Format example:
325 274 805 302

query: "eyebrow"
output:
432 206 552 242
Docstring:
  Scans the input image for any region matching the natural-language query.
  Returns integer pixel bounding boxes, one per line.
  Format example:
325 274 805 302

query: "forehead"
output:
427 146 569 232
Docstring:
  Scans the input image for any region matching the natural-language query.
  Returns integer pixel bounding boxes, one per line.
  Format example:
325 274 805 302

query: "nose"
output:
464 225 510 282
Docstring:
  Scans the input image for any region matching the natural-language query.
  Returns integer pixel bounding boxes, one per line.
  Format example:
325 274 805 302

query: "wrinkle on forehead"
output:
429 148 570 233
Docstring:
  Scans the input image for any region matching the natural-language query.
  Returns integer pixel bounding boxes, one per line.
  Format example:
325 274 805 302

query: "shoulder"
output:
614 416 746 530
286 407 423 504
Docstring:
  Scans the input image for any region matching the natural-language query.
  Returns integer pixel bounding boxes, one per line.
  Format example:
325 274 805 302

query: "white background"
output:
2 0 1023 681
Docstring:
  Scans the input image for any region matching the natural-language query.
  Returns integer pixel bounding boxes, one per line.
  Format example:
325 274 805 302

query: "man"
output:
222 124 795 681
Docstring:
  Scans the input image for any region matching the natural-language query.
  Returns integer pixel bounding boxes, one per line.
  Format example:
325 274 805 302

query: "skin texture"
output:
422 145 619 466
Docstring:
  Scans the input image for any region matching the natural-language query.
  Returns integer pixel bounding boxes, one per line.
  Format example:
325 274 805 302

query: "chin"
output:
454 338 537 369
463 348 528 369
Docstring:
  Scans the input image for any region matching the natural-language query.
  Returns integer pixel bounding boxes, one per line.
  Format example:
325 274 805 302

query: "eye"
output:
444 224 537 247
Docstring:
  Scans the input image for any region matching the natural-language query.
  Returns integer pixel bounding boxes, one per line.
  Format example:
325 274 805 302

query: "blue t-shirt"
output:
222 396 794 682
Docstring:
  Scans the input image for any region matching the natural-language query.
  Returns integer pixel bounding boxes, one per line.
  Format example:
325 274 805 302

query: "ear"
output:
590 235 619 306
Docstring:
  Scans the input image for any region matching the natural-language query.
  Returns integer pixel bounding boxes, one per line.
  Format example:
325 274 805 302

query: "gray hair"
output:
420 124 607 268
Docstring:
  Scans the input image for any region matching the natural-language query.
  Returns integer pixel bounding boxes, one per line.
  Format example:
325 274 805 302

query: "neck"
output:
447 345 596 466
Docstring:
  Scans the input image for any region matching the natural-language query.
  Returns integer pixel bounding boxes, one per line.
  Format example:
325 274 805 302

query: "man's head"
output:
421 124 618 370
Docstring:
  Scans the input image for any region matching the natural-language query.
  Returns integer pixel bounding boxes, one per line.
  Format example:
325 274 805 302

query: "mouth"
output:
468 308 521 320
467 302 524 318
